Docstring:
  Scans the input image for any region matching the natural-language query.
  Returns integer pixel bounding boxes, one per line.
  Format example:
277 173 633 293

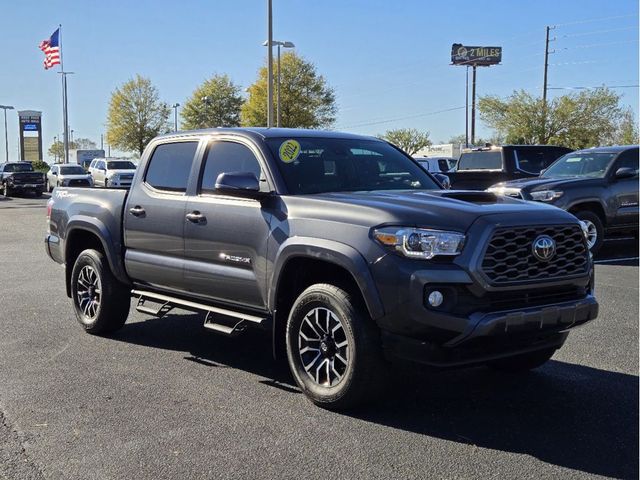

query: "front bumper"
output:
381 295 597 367
107 177 133 187
9 182 45 191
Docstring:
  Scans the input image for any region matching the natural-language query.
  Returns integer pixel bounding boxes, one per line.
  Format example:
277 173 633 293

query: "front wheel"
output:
2 183 12 197
286 283 386 410
70 249 130 334
488 348 556 373
575 210 604 254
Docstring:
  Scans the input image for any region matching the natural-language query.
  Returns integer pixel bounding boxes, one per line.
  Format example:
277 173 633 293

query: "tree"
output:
379 128 431 155
478 88 625 149
241 52 336 128
74 137 97 150
613 108 639 145
47 138 98 162
181 74 244 129
106 75 170 155
447 133 505 146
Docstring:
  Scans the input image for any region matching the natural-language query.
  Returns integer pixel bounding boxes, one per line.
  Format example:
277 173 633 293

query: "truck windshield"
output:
457 151 502 170
542 152 616 178
266 137 440 194
107 161 136 170
60 166 86 175
4 163 33 172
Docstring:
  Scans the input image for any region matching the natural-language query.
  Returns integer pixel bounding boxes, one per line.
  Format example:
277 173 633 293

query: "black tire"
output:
488 348 556 373
35 189 43 197
2 183 12 197
70 249 130 334
574 210 604 254
286 283 387 410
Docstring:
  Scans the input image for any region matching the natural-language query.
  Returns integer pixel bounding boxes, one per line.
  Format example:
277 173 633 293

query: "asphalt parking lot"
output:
1 193 638 480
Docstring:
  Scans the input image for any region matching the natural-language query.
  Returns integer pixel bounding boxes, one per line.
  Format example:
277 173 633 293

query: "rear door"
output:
183 138 272 309
609 148 639 226
124 140 201 291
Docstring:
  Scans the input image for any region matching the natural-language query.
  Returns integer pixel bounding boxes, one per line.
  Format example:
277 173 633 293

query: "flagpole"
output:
58 24 70 164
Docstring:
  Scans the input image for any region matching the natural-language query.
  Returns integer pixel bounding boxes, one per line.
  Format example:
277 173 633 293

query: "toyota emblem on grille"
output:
532 235 556 262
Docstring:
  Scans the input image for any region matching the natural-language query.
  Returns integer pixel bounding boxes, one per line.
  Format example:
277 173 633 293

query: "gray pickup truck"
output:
45 128 598 409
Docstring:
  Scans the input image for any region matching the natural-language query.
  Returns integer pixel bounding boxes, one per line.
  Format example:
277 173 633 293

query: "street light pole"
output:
0 105 14 163
172 103 180 131
266 0 274 127
263 40 295 128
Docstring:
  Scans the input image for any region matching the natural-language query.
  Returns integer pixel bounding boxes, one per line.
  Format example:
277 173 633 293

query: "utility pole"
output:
465 67 469 148
100 133 103 150
0 105 14 163
266 0 274 127
471 65 477 145
172 103 180 131
542 25 555 106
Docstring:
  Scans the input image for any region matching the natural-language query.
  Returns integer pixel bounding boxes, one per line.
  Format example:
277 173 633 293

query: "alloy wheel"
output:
582 219 598 250
76 265 102 319
298 307 350 387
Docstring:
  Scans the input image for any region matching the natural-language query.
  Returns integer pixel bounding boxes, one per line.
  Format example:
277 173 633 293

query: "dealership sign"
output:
451 44 502 66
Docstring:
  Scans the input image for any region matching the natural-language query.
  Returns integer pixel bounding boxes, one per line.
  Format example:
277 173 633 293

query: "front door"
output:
183 139 272 309
124 140 200 291
609 148 639 227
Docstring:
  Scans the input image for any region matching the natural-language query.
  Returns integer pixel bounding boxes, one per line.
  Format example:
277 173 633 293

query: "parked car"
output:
414 156 457 173
45 128 597 409
88 159 136 188
1 162 46 197
446 145 572 190
488 145 639 253
46 164 93 191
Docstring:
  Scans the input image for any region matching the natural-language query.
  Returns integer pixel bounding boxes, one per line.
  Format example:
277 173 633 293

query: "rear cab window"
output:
457 150 503 170
144 142 199 192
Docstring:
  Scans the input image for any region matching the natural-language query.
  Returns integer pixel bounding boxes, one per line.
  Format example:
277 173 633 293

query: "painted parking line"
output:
595 257 639 264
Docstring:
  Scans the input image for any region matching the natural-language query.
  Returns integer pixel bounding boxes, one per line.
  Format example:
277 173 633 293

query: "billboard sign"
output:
451 44 502 66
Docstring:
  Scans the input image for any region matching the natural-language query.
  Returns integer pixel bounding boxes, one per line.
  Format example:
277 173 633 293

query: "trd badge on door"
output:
219 253 251 264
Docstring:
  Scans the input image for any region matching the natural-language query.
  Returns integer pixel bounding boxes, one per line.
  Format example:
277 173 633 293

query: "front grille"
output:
481 224 588 284
120 174 134 181
69 179 90 187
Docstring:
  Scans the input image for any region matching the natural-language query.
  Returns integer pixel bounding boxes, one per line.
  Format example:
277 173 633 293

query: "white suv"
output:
89 159 137 188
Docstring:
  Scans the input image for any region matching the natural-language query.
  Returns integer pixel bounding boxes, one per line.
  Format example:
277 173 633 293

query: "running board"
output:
131 289 268 336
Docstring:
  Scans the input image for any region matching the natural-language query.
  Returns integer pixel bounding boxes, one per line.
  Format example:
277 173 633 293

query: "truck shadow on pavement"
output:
112 313 638 479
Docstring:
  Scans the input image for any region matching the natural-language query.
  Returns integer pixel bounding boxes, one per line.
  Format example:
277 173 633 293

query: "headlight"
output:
373 227 465 259
530 190 563 202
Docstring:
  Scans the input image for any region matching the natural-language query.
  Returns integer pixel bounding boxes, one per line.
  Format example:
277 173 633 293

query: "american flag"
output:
39 29 61 70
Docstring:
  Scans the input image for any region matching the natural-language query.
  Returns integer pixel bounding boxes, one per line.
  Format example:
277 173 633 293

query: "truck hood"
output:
282 189 571 232
489 176 604 192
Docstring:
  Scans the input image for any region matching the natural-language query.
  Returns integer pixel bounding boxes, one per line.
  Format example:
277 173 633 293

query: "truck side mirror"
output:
433 173 451 189
215 172 262 197
615 167 636 180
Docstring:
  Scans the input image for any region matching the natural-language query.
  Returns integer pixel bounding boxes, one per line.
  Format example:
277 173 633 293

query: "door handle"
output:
129 206 146 217
186 211 206 224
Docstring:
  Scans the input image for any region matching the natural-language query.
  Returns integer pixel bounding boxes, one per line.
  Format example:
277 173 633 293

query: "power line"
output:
548 85 639 90
554 14 637 27
557 39 639 51
561 25 638 38
336 106 465 130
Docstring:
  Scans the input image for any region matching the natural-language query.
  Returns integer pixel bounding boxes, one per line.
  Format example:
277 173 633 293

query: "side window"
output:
145 141 199 192
615 149 639 173
200 141 263 193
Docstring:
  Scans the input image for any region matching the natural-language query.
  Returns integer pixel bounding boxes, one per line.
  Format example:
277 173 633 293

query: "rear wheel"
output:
574 210 604 254
70 249 130 334
286 283 387 410
47 180 53 193
488 348 556 373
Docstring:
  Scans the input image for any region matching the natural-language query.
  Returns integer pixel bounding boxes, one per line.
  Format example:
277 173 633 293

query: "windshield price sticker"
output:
279 139 301 163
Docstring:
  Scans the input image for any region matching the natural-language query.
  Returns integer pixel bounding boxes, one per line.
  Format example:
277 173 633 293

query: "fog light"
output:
427 290 444 307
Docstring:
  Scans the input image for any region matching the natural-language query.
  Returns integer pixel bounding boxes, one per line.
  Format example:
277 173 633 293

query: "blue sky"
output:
1 0 638 160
